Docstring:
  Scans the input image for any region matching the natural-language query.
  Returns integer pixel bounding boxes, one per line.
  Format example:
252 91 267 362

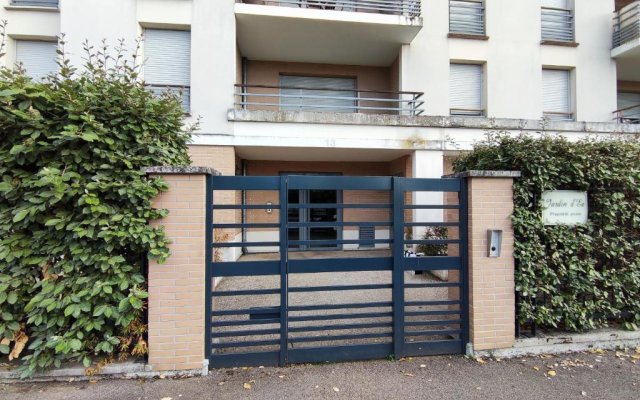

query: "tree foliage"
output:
454 132 640 332
0 36 192 376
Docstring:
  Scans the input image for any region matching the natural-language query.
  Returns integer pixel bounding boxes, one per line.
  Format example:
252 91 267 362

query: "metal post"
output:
204 174 214 362
392 177 405 358
278 175 289 365
458 178 470 351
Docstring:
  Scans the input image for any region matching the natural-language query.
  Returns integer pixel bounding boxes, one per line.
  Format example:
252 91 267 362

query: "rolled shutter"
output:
542 69 571 120
279 75 356 113
144 29 191 86
449 63 483 116
15 40 57 81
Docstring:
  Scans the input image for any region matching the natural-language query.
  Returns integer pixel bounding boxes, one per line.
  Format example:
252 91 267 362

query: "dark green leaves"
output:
0 39 192 377
455 132 640 332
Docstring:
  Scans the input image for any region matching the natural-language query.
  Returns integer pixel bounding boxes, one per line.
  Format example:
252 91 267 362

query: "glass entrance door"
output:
288 188 339 250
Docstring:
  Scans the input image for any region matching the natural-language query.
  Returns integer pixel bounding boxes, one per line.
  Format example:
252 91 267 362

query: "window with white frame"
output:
144 29 191 112
449 0 485 36
542 68 573 120
449 63 484 117
541 0 575 42
15 40 58 81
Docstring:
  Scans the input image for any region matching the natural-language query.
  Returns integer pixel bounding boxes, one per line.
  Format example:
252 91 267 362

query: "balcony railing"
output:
235 84 424 116
541 6 575 42
10 0 58 7
449 0 485 36
613 104 640 124
238 0 421 17
613 2 640 48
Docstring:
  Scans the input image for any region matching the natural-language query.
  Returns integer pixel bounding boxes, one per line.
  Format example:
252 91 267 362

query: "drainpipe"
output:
241 159 248 255
241 57 248 110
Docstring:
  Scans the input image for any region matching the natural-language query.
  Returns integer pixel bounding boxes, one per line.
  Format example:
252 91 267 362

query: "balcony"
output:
541 6 575 44
612 2 640 59
235 84 424 116
235 0 422 66
9 0 58 7
614 104 640 124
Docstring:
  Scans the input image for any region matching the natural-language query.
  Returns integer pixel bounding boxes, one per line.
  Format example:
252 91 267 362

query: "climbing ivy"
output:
454 131 640 332
0 37 193 376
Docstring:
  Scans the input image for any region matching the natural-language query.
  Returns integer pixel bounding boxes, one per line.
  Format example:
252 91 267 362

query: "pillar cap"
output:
443 170 521 178
144 166 221 176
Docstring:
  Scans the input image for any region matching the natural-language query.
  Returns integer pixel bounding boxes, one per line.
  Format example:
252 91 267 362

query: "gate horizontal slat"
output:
289 284 391 293
288 332 392 344
404 319 464 327
289 302 392 312
289 312 393 322
212 288 280 297
403 340 464 356
212 328 280 338
288 257 392 273
289 239 392 247
212 340 280 349
211 176 280 190
212 307 280 317
210 352 280 368
404 329 462 337
213 261 279 277
288 175 392 190
402 256 461 270
400 178 462 192
289 322 392 333
288 343 393 364
211 319 280 327
288 203 391 209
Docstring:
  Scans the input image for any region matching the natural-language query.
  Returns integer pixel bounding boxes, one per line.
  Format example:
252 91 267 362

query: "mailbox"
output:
487 230 503 258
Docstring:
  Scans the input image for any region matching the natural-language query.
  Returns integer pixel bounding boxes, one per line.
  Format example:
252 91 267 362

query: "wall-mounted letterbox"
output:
487 230 503 258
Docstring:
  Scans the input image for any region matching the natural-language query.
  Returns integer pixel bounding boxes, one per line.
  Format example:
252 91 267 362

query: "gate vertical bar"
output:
278 175 289 365
458 178 470 351
392 177 405 358
204 173 213 362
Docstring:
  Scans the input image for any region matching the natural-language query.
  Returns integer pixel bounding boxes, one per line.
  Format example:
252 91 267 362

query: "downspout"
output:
241 57 248 110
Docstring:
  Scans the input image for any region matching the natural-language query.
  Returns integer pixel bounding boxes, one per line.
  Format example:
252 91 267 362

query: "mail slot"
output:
249 307 280 320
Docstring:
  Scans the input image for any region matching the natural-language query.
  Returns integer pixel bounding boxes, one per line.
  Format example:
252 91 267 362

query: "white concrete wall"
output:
0 0 623 148
402 0 617 123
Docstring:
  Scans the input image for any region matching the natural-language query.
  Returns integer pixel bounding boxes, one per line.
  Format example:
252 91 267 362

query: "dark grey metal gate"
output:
206 175 468 368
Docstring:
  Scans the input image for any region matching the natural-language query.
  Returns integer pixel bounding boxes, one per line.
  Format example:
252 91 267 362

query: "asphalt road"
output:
2 350 639 400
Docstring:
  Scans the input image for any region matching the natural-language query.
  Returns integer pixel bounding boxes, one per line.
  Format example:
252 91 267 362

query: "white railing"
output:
239 0 421 17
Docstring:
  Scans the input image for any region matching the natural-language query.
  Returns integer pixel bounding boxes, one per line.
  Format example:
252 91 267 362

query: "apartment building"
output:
2 0 639 255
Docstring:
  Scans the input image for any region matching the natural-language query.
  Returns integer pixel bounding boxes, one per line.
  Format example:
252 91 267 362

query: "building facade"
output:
2 0 640 255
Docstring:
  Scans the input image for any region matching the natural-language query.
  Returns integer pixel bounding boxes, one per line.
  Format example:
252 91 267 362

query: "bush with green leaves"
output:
454 132 640 332
0 38 192 376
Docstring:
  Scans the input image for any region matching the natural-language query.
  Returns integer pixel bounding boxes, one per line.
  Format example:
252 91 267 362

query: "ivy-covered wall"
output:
454 132 640 332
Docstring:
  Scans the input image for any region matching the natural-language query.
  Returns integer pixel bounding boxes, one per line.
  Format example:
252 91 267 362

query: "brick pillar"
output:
455 171 520 352
144 166 218 373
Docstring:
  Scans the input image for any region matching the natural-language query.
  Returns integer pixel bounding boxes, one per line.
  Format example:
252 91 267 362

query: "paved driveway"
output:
3 350 639 400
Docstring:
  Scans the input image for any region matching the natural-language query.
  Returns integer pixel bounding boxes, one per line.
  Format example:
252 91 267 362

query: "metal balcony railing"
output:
235 84 424 116
613 2 640 48
613 104 640 124
449 0 485 36
541 6 575 42
238 0 422 17
10 0 58 7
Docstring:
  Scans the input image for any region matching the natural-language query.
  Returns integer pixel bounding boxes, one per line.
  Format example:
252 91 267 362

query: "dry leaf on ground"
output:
333 387 340 392
243 383 252 390
548 371 557 377
8 332 28 361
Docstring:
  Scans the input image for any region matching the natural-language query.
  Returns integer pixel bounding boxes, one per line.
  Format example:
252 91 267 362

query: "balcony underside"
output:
614 41 640 81
235 3 422 66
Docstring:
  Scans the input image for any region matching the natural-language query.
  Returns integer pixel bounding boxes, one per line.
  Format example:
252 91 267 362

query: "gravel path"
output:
3 350 639 400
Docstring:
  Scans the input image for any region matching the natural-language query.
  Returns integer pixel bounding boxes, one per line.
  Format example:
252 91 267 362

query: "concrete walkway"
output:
3 350 638 400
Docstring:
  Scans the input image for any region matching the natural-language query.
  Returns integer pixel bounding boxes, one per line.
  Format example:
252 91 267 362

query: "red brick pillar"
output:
144 166 218 374
455 171 520 352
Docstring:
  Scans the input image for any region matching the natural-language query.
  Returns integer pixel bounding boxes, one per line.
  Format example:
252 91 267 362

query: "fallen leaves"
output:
243 383 252 390
547 370 557 377
475 357 486 364
333 387 340 392
8 331 28 361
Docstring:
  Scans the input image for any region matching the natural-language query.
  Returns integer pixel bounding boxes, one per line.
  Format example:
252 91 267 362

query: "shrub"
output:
416 227 448 256
0 36 193 376
454 131 640 332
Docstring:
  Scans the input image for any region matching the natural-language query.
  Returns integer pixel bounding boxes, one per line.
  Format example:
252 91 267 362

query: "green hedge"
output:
0 40 192 376
454 132 640 332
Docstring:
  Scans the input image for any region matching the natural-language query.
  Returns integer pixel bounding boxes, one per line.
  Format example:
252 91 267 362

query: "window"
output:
279 75 356 113
542 69 573 120
541 0 574 42
15 40 58 80
144 29 191 112
449 63 484 117
10 0 58 7
449 0 485 36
